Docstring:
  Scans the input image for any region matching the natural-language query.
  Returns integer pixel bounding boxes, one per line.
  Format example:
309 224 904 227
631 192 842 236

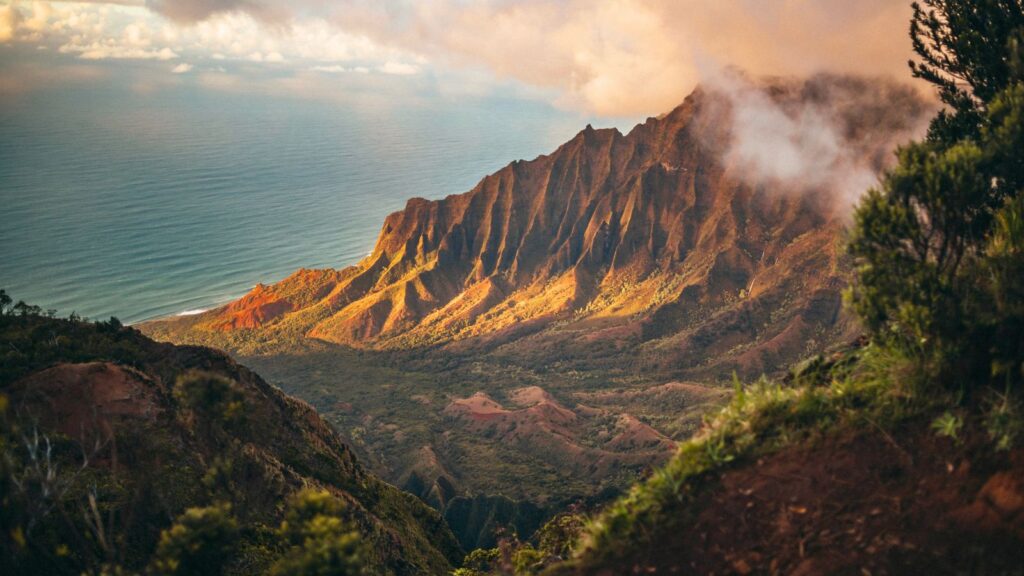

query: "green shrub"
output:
173 371 246 430
847 1 1024 391
150 504 238 576
270 489 363 576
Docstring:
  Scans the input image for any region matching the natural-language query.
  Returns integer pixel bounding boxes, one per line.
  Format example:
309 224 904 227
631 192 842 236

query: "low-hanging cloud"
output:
703 70 935 211
140 0 917 117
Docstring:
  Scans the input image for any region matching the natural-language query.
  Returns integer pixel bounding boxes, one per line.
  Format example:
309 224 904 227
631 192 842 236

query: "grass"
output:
568 342 948 569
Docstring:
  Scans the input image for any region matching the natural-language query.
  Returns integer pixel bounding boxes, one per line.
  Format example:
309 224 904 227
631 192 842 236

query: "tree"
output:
0 290 12 316
848 1 1024 389
909 0 1024 142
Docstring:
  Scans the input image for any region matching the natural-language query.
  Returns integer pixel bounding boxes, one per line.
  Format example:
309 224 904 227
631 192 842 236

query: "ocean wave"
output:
175 308 208 316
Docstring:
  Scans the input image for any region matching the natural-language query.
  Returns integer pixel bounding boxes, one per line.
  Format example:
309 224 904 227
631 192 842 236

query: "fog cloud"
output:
704 71 934 210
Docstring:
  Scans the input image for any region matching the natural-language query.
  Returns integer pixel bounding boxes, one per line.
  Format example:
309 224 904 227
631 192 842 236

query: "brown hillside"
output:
564 421 1024 576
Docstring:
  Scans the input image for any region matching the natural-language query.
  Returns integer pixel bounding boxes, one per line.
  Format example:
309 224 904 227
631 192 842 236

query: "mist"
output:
701 71 935 212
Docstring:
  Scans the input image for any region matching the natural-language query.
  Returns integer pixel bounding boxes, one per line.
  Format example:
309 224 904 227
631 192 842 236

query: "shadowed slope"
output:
0 315 461 575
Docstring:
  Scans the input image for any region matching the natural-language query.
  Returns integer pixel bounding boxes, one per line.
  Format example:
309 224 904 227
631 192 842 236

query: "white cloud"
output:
379 61 417 75
62 41 179 60
310 64 347 73
171 62 193 73
0 1 413 72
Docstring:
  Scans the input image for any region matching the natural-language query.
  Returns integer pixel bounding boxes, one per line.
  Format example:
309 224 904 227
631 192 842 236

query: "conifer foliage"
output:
848 0 1024 389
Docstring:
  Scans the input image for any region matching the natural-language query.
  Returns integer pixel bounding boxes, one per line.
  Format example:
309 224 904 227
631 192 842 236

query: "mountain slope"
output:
144 75 929 381
0 313 460 575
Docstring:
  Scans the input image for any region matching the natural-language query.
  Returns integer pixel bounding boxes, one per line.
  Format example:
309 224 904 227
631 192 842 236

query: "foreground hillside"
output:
558 347 1024 575
0 308 460 575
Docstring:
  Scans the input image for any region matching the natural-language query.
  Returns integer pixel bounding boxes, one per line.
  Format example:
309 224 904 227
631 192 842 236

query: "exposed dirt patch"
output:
606 414 675 452
9 362 165 439
587 421 1024 575
509 385 559 407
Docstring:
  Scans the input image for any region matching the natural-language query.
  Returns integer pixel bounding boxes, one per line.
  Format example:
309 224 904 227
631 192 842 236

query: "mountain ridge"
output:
146 75 929 382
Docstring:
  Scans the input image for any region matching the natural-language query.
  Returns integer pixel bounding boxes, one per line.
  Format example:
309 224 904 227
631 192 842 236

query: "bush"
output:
270 489 363 576
149 504 238 576
173 371 246 430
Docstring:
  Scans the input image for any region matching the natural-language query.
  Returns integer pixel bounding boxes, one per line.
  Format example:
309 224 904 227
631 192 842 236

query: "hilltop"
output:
0 311 460 575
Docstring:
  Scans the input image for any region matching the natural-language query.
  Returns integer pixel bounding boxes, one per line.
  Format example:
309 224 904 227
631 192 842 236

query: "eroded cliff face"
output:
152 75 928 380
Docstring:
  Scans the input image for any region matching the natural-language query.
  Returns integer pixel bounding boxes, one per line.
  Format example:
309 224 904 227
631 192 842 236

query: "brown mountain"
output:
147 74 928 380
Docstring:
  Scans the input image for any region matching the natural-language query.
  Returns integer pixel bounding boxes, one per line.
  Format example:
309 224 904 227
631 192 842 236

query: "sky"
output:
0 0 919 119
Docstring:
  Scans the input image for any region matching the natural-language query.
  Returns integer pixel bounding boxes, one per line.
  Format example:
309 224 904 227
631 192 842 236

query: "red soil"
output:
586 421 1024 575
9 362 164 440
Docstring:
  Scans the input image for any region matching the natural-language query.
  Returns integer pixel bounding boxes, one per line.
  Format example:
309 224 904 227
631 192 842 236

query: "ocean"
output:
0 75 636 324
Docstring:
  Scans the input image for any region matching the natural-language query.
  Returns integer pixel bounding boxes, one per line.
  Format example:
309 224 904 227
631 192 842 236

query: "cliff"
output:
145 75 929 380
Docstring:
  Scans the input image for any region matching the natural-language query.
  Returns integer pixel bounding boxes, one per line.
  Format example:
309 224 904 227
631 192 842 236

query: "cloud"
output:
2 0 921 116
171 62 192 73
60 42 179 60
139 0 917 116
703 71 935 211
0 3 22 42
310 64 370 74
379 60 417 75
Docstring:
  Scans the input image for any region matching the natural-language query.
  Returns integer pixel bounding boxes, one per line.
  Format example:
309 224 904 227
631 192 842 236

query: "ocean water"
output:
1 78 635 324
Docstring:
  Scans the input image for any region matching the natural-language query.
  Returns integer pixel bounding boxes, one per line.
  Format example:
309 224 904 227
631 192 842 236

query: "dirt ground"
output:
595 419 1024 575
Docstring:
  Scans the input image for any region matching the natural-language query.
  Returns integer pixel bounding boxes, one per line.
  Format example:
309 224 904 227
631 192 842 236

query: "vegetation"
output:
150 504 239 576
452 511 586 576
269 489 363 576
0 305 460 575
849 0 1024 391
